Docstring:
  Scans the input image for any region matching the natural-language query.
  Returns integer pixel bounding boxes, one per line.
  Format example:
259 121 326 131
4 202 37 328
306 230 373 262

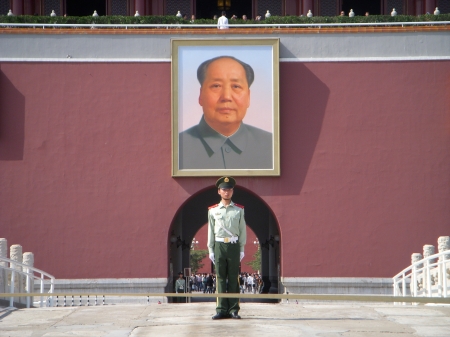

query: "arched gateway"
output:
167 186 281 299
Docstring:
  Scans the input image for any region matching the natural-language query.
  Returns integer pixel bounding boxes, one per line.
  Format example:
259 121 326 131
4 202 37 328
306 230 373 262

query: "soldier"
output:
208 176 246 319
175 272 185 303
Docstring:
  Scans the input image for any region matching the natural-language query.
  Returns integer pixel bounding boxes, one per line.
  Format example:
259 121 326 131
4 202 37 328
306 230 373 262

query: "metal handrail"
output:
392 249 449 298
0 21 449 29
0 256 55 308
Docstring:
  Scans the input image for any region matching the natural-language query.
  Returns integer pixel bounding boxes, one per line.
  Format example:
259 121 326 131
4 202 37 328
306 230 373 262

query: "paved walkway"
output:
1 302 449 337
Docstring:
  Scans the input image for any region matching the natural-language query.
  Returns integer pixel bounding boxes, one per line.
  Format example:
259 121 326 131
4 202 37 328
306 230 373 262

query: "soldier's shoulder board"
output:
208 204 219 210
234 203 244 209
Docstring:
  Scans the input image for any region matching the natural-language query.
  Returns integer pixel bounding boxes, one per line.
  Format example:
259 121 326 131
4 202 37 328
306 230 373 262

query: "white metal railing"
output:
0 256 55 308
393 249 450 299
0 21 449 30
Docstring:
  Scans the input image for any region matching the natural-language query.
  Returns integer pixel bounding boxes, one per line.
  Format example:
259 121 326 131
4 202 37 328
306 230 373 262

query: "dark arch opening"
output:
341 0 381 16
66 0 106 16
167 185 281 302
196 0 252 19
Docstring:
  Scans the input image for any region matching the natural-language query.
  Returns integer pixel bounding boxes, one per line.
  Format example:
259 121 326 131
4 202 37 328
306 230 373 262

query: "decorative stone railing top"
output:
0 255 55 308
393 247 449 298
0 238 55 308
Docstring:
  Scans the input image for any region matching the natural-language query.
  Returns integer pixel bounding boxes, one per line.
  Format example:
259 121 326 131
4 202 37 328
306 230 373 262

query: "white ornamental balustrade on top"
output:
393 249 449 299
0 255 55 308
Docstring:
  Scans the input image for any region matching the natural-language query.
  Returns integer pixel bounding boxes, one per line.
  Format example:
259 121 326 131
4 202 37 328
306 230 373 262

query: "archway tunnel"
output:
167 186 281 301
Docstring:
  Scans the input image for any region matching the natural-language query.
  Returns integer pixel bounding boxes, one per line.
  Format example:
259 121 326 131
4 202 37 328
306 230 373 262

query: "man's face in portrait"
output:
199 58 251 136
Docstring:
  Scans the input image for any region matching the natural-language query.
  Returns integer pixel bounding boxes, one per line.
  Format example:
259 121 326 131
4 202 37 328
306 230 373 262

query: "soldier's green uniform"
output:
175 273 185 303
208 177 246 318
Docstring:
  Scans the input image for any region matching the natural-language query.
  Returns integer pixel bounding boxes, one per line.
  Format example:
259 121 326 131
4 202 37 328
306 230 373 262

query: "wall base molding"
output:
36 278 169 304
281 277 393 295
32 277 393 305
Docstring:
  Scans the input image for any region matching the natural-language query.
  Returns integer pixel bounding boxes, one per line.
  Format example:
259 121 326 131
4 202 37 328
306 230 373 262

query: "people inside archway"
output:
175 272 185 303
202 273 208 293
247 273 254 293
239 273 246 293
208 176 246 319
206 274 214 293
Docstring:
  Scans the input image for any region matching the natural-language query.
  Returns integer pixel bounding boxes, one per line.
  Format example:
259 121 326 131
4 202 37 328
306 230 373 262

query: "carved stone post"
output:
423 245 435 293
10 244 23 303
437 236 450 259
423 244 435 258
0 238 7 295
412 253 423 265
10 244 23 266
410 253 423 294
437 236 450 291
23 252 34 306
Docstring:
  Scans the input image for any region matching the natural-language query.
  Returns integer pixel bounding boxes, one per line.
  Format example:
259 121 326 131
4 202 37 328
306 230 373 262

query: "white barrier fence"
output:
393 247 450 298
0 256 55 308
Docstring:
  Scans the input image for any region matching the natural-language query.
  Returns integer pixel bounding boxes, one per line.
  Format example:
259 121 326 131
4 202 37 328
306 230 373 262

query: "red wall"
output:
1 61 449 279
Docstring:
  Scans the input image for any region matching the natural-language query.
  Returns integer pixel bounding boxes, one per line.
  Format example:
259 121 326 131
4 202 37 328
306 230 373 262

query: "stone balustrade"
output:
0 238 35 305
409 236 450 296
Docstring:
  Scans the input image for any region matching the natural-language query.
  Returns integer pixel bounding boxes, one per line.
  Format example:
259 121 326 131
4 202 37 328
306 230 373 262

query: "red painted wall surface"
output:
0 61 449 279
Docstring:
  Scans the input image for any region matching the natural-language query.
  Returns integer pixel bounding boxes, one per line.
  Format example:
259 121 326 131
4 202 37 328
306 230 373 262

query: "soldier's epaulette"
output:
208 204 219 210
234 203 244 209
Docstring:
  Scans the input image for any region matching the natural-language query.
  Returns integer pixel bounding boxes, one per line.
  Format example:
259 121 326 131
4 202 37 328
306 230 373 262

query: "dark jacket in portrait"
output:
179 116 273 170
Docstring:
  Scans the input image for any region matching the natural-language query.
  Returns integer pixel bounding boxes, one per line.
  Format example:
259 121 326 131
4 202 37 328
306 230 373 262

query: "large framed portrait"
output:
171 38 280 177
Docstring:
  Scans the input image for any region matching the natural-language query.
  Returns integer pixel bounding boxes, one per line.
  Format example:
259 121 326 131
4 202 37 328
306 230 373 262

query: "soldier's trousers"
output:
214 241 240 315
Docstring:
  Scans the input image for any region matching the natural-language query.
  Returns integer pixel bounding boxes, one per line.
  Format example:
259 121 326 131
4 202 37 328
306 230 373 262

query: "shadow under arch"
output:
167 185 281 302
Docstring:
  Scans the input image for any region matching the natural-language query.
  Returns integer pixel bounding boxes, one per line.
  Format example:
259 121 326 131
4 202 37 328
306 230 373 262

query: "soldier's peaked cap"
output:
216 176 236 189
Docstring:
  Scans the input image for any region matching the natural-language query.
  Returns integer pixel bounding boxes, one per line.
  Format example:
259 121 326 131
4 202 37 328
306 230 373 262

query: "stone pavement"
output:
0 302 449 337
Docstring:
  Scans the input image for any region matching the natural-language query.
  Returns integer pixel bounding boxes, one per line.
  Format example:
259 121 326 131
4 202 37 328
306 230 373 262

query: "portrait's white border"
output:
171 38 280 177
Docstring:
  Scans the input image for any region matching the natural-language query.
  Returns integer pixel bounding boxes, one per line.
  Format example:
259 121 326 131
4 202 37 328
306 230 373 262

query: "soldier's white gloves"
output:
209 253 215 264
240 252 245 261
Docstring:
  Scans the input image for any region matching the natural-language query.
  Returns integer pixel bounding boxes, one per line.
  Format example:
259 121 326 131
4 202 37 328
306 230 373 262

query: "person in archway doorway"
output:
175 272 186 303
208 176 246 319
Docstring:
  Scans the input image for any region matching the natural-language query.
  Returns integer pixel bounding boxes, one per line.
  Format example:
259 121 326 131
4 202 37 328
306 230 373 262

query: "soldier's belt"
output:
215 236 238 243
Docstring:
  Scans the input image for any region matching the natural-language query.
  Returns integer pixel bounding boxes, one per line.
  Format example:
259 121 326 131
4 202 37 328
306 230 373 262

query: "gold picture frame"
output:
171 38 280 177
